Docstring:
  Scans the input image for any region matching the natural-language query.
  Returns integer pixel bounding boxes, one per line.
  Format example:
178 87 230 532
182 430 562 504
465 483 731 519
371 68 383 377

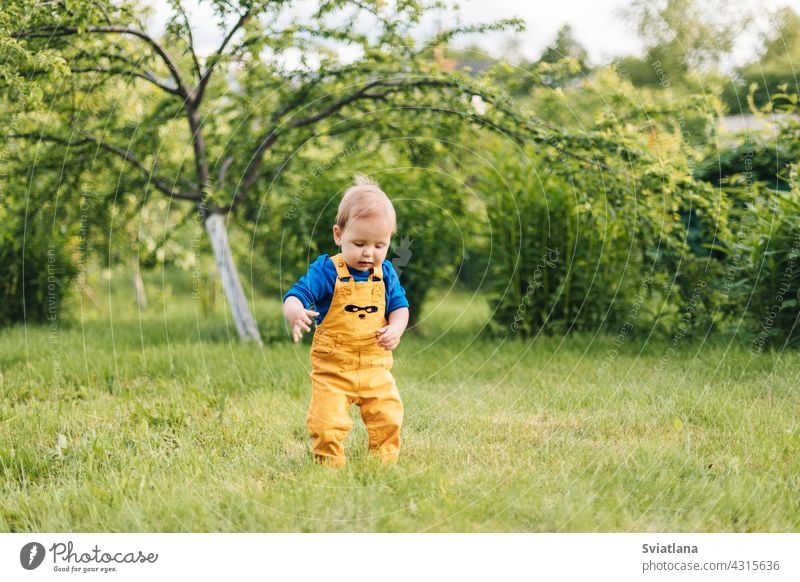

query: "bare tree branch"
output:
228 75 612 213
286 78 465 129
308 77 613 170
174 0 202 80
217 156 234 188
217 121 373 215
97 1 113 25
16 25 190 99
231 132 279 206
186 109 210 191
87 136 203 201
229 78 475 209
14 132 202 201
68 48 174 93
191 9 251 105
66 66 184 96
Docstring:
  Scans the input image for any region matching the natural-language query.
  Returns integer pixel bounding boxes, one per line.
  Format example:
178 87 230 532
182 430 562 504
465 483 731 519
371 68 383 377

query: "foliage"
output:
0 206 77 327
4 0 800 349
732 185 800 351
722 7 800 113
685 100 800 349
0 122 82 325
471 71 733 339
0 0 534 336
536 24 590 86
622 0 742 77
721 112 800 350
693 131 796 194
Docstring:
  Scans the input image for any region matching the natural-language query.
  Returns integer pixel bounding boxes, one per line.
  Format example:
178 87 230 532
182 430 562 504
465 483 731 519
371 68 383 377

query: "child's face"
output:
333 214 393 271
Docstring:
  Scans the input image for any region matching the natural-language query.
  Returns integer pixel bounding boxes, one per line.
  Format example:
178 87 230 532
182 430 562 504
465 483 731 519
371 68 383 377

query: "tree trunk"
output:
205 213 263 344
132 263 148 310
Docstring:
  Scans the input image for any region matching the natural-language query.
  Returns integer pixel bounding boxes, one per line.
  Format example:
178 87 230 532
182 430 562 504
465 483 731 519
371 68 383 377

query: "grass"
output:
1 267 799 532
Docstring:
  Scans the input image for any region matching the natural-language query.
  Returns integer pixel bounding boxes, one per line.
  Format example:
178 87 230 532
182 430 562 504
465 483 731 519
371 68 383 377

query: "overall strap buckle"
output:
331 253 353 282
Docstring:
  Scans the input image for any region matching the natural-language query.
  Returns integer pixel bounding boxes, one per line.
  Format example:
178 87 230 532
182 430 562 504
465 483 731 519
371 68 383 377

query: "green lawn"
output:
1 268 798 532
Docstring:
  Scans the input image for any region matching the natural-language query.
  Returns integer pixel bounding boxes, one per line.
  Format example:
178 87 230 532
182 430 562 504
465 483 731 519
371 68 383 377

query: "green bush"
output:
734 184 800 351
479 146 642 337
476 133 731 340
0 216 77 327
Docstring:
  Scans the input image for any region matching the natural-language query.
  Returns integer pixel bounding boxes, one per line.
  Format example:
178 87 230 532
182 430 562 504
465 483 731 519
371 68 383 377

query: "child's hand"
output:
283 297 319 343
290 309 319 343
376 324 403 350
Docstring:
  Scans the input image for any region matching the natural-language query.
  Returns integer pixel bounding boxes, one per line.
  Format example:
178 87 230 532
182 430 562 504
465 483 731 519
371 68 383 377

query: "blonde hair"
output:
336 174 397 232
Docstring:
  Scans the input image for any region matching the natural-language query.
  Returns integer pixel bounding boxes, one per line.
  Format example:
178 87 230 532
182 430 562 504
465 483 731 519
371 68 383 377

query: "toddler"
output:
283 175 409 467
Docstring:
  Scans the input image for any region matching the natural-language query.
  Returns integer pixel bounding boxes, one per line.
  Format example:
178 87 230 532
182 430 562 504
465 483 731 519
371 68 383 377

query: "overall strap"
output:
370 261 383 282
331 254 352 281
331 253 384 282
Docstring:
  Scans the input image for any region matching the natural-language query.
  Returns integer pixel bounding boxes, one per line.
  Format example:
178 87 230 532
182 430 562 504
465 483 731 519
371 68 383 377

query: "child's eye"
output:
354 243 364 247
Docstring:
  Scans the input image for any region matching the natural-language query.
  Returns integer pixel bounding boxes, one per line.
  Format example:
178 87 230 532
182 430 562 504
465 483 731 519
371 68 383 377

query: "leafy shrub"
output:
477 134 729 339
0 215 77 326
734 184 800 350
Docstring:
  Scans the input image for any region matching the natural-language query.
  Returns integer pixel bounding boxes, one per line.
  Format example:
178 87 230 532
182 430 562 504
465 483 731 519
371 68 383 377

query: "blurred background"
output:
3 0 800 348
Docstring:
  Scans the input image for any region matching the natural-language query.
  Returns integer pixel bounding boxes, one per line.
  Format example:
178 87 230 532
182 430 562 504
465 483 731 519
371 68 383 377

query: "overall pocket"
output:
311 330 338 357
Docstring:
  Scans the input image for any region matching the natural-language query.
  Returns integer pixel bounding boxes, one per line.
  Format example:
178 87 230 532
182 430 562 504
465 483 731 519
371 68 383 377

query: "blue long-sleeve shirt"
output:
283 254 409 324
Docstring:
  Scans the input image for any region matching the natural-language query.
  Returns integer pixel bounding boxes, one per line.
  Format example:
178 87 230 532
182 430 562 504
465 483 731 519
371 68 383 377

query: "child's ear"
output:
332 224 342 245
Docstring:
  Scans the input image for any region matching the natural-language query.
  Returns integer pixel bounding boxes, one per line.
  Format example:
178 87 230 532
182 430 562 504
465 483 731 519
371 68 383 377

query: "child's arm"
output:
283 296 320 343
283 255 333 343
376 307 409 350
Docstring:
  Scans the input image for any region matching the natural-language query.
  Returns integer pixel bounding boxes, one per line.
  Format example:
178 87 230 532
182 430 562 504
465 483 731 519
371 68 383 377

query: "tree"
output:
618 0 744 88
5 0 545 341
9 0 640 344
726 7 800 112
538 24 588 72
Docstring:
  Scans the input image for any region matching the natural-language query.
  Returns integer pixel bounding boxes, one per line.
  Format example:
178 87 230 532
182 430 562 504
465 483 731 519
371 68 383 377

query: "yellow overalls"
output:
307 253 404 467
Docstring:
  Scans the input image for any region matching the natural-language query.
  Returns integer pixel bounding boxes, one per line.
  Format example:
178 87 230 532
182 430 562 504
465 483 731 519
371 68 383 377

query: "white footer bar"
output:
2 533 797 581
